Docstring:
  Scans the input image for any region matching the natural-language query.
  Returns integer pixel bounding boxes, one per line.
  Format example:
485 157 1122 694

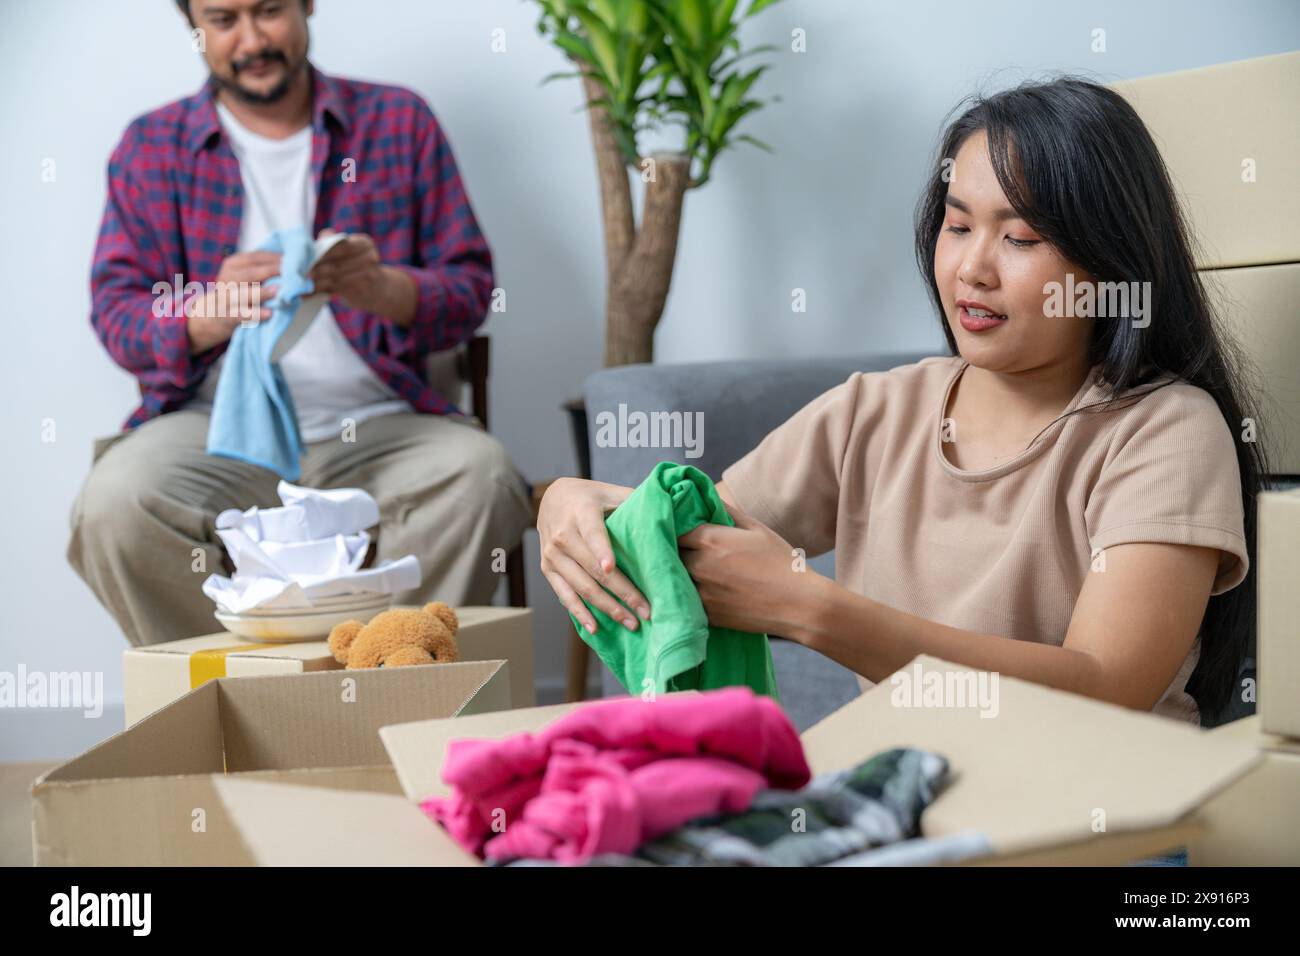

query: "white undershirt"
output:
186 100 411 442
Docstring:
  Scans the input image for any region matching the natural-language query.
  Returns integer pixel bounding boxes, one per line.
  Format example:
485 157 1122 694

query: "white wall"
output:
1 0 1296 759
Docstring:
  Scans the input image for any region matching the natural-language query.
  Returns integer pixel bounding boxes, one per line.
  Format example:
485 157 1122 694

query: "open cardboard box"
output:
123 606 535 726
1188 715 1300 865
33 659 512 866
1176 488 1300 864
212 655 1261 866
1258 488 1300 738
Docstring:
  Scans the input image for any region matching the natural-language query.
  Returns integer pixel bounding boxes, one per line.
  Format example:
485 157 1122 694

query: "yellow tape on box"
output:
188 643 281 689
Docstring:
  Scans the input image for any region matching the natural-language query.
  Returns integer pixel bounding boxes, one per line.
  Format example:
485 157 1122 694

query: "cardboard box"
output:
1258 488 1300 738
124 605 535 726
1206 264 1300 473
212 655 1261 866
32 659 511 866
1187 715 1300 865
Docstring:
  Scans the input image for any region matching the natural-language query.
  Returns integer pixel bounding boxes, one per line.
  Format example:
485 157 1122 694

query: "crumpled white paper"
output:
202 480 422 613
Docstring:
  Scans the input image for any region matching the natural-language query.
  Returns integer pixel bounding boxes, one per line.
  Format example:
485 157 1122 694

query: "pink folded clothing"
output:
420 686 811 864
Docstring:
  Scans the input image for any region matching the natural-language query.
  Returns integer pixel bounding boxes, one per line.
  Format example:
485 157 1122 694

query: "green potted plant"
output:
533 0 785 473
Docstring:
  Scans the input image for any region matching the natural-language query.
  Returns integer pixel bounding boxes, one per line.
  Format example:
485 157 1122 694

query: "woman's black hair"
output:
914 75 1276 723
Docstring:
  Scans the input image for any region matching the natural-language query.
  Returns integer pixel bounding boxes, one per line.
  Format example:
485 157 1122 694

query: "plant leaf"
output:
553 33 601 73
714 43 777 75
712 0 740 38
539 70 584 85
735 133 773 152
572 8 622 88
746 0 784 17
591 0 620 30
678 0 708 49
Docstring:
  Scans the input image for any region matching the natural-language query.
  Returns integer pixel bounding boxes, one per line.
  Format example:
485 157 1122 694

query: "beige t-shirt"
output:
721 355 1249 725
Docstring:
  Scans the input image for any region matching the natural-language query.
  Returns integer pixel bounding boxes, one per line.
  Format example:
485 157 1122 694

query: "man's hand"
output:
310 230 416 324
185 251 280 354
678 504 824 640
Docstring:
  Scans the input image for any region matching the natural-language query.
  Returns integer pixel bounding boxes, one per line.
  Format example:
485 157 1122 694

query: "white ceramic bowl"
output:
214 594 392 642
237 591 391 617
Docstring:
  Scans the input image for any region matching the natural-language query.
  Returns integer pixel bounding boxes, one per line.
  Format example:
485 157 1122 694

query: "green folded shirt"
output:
570 461 780 700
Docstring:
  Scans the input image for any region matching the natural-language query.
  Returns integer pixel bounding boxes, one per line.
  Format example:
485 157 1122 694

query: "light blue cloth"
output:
206 227 317 480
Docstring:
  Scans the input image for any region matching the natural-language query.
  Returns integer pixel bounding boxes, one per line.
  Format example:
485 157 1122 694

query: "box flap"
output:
441 606 535 708
35 681 225 785
217 660 509 772
380 701 581 801
33 765 401 867
214 776 479 866
799 656 1262 855
1212 714 1300 756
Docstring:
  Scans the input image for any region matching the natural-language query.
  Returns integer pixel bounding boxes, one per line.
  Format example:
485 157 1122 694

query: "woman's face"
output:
933 130 1092 373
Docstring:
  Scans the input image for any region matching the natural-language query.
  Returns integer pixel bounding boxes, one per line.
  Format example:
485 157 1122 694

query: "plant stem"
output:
580 74 690 367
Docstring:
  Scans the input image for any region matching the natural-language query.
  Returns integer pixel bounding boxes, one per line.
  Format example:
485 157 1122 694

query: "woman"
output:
538 77 1272 726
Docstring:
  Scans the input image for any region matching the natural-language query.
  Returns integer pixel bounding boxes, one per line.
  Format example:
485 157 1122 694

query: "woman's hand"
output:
537 477 650 635
679 504 823 640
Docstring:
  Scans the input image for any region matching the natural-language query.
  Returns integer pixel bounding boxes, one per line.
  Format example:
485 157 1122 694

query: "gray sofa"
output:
582 351 937 731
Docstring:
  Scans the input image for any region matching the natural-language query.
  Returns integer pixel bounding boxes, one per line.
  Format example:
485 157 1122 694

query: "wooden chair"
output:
431 336 529 608
435 338 585 700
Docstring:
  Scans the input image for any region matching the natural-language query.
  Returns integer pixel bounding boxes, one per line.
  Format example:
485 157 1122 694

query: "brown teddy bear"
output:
328 601 460 669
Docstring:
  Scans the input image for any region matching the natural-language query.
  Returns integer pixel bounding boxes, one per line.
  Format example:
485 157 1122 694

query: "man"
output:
68 0 533 646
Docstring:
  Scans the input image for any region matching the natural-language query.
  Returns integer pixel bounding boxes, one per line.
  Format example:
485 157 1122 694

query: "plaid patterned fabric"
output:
499 748 992 867
90 64 494 431
630 748 951 866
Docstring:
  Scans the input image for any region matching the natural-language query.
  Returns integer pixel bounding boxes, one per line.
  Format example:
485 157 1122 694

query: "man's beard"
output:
211 48 306 105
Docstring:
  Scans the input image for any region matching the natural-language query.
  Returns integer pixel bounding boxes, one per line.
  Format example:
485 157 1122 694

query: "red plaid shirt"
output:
90 64 494 431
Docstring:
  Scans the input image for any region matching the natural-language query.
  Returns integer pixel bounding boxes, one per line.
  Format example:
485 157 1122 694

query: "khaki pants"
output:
66 409 533 647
